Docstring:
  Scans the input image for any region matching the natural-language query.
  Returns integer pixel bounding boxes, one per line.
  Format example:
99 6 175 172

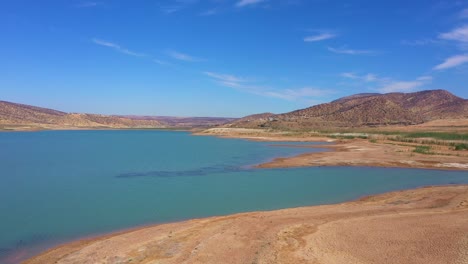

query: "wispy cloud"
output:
328 46 375 55
236 0 267 8
377 80 428 93
204 71 332 101
304 33 336 42
167 50 200 62
92 38 146 57
340 72 432 93
433 54 468 70
416 76 433 81
204 72 247 83
261 88 332 100
439 25 468 43
340 72 380 82
432 25 468 70
153 59 170 65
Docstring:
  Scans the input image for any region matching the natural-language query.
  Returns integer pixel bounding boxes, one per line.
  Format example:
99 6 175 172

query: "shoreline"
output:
5 128 467 172
195 128 468 171
257 141 468 171
18 128 468 263
6 129 468 263
0 127 192 132
25 184 468 264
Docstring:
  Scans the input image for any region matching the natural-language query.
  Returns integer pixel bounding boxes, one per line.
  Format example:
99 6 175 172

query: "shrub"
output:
413 146 431 154
454 143 468 151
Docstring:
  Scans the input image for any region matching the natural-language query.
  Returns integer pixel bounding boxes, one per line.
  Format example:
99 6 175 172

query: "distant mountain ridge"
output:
0 101 235 130
227 90 468 129
119 115 237 128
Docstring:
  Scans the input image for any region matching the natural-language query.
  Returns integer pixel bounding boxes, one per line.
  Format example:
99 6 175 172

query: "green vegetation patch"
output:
403 132 468 140
413 145 432 154
454 143 468 151
375 131 468 141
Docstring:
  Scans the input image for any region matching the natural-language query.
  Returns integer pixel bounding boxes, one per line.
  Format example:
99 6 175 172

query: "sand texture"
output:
257 139 468 171
25 185 468 264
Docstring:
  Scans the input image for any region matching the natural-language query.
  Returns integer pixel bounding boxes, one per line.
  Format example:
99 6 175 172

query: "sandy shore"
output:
22 127 468 263
196 128 468 171
25 185 468 264
257 140 468 171
194 127 335 142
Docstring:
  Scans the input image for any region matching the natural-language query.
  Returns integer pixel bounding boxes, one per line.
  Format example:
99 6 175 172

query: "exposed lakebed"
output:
1 130 467 263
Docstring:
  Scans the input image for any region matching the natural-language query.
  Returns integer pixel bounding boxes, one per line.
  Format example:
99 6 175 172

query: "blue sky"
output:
1 0 468 117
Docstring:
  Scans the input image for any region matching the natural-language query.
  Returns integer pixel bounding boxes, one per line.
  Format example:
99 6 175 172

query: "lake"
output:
1 130 467 263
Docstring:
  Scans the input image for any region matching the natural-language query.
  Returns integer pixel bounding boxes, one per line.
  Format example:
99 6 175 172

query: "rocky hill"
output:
0 100 238 130
227 90 468 129
0 101 164 130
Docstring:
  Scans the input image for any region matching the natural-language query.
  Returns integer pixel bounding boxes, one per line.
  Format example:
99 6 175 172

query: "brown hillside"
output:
0 101 164 130
228 90 468 129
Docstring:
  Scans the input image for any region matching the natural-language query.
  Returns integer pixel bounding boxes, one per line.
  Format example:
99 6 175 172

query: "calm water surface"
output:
0 130 467 263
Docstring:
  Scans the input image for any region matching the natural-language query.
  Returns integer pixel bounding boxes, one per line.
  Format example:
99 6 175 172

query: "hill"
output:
0 101 239 130
227 90 468 129
0 101 164 130
119 115 237 128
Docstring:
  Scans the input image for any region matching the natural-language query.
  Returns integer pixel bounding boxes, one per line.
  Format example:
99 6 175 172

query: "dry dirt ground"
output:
256 139 468 171
25 185 468 264
197 128 468 171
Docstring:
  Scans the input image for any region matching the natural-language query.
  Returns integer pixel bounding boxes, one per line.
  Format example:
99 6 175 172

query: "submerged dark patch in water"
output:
116 165 250 178
0 233 51 264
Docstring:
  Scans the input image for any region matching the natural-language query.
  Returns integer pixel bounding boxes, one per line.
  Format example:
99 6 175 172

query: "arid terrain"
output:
257 139 468 170
0 101 235 131
117 115 237 128
7 90 468 264
228 90 468 129
25 185 468 264
198 121 468 171
2 90 467 131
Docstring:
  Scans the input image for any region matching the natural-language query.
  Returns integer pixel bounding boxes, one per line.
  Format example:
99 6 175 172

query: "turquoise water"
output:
0 130 467 263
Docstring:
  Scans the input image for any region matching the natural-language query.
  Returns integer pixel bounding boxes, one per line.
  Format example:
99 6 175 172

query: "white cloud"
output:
376 75 432 93
204 72 247 83
416 76 433 81
340 73 380 82
204 71 332 101
167 50 200 62
439 25 468 42
377 81 425 93
236 0 266 7
262 88 332 100
340 72 432 93
328 46 375 55
304 33 336 42
340 72 358 79
363 73 378 82
92 38 146 57
433 54 468 70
